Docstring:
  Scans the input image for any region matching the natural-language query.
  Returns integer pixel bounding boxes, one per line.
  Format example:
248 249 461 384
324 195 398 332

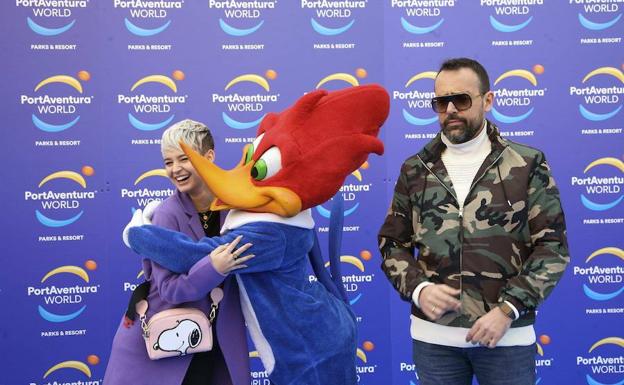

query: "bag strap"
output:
209 287 224 323
135 299 149 338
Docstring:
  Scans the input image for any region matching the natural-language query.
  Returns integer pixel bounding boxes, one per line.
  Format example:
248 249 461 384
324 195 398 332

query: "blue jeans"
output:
412 340 536 385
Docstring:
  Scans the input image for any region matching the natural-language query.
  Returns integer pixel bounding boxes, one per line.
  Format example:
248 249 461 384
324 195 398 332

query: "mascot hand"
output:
122 208 145 248
142 200 161 225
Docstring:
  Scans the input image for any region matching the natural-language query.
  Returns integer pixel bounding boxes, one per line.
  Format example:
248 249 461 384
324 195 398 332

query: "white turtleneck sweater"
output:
410 121 534 348
440 120 491 210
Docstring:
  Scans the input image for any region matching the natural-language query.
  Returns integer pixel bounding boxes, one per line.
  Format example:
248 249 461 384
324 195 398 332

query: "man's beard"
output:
441 114 482 144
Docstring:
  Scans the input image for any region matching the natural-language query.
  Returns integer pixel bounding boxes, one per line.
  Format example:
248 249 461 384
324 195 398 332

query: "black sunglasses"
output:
431 93 483 113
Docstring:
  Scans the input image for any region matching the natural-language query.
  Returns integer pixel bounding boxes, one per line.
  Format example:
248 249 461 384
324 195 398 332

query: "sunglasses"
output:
431 93 483 113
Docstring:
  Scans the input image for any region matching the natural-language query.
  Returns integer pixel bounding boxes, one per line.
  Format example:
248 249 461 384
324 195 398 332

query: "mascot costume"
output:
123 84 389 385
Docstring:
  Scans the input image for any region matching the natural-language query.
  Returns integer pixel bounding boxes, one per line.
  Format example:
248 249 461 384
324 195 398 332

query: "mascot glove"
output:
142 200 160 224
121 200 160 248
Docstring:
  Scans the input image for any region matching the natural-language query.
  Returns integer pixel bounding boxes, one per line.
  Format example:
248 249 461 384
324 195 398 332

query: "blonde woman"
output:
104 120 252 385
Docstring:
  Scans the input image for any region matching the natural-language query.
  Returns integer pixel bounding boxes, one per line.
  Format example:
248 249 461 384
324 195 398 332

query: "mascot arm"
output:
128 225 236 273
225 222 287 273
128 222 286 274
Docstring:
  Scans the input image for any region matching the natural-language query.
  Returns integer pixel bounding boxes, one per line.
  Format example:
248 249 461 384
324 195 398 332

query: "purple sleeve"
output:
144 204 226 304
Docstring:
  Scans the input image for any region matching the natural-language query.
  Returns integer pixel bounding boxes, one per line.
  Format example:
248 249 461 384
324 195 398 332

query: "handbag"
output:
135 287 224 360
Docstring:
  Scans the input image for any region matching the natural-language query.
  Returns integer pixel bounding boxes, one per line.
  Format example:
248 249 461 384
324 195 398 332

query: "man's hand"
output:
465 307 512 348
418 284 461 321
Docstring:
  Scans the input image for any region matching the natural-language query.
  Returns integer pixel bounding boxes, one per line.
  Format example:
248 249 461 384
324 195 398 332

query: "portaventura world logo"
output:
21 71 92 132
18 0 89 36
118 70 187 131
395 71 437 126
302 0 367 36
316 161 372 218
492 65 545 124
28 260 99 322
114 0 183 37
121 168 173 210
309 251 374 305
209 0 276 36
536 334 552 360
575 247 624 301
215 70 279 130
392 0 455 35
43 355 101 383
572 157 624 211
571 66 624 122
535 334 554 382
356 340 377 380
25 166 96 227
572 0 622 31
481 0 543 33
576 337 624 385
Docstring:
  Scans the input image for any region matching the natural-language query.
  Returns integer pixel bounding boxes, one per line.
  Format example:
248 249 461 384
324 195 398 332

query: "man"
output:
378 58 569 385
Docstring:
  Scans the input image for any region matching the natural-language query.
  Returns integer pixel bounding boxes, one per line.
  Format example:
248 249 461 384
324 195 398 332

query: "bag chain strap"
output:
209 302 218 323
140 314 149 339
208 286 223 323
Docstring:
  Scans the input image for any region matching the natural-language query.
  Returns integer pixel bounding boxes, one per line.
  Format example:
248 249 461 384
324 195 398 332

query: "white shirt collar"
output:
221 209 315 234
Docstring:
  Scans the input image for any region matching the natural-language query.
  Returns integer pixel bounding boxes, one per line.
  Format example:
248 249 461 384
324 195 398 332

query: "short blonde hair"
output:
160 119 215 157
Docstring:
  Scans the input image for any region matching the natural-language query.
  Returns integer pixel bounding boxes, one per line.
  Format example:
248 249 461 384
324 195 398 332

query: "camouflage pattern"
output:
378 121 570 328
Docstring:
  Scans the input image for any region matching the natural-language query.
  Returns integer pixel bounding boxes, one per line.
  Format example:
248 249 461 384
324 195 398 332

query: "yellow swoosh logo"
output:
324 256 365 272
536 343 544 357
225 74 270 92
405 71 437 88
586 247 624 263
494 69 537 87
356 348 367 363
316 73 359 89
41 266 89 283
39 171 86 188
134 169 168 185
35 75 83 93
589 337 624 353
584 157 624 173
131 75 177 92
44 360 91 378
583 67 624 84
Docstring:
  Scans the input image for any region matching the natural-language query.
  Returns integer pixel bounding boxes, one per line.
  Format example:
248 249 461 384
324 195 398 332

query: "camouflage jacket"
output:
378 121 570 328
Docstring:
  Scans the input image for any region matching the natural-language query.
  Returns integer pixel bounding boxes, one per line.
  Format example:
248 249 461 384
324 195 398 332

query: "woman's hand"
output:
210 235 254 275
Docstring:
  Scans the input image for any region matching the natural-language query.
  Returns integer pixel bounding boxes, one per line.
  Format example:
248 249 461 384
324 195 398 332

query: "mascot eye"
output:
251 147 281 181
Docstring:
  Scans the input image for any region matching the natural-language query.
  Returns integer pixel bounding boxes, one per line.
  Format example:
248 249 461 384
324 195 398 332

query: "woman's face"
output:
163 146 214 196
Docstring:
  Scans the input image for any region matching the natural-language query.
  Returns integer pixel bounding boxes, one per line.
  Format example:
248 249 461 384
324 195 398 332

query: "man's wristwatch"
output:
498 302 515 320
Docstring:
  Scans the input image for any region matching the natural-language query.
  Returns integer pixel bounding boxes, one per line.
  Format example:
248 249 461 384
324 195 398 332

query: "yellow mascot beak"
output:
180 142 302 217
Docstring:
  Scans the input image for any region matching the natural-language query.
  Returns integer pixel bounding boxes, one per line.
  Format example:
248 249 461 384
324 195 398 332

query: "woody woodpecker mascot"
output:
123 84 389 385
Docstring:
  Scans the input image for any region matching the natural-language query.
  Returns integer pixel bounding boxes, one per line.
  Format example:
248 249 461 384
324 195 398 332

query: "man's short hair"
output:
161 119 215 157
438 57 491 94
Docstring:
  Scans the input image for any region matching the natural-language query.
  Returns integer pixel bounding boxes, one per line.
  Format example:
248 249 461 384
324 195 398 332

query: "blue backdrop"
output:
1 1 623 384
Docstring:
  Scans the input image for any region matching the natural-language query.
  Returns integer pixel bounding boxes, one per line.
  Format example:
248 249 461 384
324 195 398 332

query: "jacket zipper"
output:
468 147 509 195
416 155 463 301
416 147 508 315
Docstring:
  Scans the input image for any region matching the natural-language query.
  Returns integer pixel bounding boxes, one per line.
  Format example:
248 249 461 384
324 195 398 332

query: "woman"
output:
104 119 252 385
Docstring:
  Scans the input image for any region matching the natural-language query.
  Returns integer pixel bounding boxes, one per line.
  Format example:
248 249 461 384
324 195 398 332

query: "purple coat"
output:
104 191 250 385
